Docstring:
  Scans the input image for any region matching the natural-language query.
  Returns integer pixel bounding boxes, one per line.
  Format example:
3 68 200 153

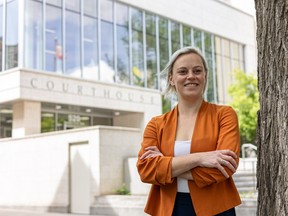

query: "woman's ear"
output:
169 75 174 86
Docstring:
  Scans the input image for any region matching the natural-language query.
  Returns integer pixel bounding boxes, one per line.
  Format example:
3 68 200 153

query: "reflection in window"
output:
100 0 115 83
92 116 112 126
0 108 12 138
83 18 98 79
222 38 230 57
171 21 180 53
24 0 43 70
0 1 3 71
158 18 168 71
41 112 55 132
183 25 191 47
131 9 144 87
65 0 81 77
194 29 202 51
58 113 91 130
146 13 157 89
215 36 225 104
45 4 62 73
5 0 18 69
83 0 98 80
158 17 169 90
116 3 129 84
204 33 216 102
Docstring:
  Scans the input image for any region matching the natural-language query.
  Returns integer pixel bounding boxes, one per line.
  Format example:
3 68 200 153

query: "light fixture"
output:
55 105 62 110
85 108 91 113
0 109 12 114
114 111 120 116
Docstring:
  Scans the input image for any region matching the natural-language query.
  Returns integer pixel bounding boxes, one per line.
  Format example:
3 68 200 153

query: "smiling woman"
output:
137 46 241 216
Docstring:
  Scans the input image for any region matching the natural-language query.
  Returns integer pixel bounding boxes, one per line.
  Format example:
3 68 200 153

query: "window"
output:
65 0 81 77
0 0 3 71
193 29 202 51
0 107 12 138
131 8 144 87
100 0 115 82
170 21 180 53
24 0 43 70
5 0 18 69
116 3 129 84
158 17 168 72
45 3 62 73
183 25 191 47
83 0 98 80
146 13 157 89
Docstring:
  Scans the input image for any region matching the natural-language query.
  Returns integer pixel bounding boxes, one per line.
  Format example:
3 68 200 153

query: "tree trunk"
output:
255 0 288 215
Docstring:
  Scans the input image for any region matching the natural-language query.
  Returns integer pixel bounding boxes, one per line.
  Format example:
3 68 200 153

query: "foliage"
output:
116 183 130 195
228 70 259 144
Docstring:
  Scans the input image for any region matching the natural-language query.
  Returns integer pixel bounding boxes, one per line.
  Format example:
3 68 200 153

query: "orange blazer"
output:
137 100 241 216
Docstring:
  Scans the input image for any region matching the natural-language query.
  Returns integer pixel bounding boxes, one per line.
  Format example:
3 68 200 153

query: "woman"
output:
137 47 241 216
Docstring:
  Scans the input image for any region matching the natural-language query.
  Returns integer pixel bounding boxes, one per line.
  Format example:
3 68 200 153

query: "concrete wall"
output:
0 126 141 211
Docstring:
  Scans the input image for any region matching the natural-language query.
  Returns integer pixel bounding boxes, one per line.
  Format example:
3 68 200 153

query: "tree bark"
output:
255 0 288 215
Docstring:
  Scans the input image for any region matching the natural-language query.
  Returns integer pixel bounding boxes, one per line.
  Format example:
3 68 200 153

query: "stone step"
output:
92 195 257 216
92 195 148 216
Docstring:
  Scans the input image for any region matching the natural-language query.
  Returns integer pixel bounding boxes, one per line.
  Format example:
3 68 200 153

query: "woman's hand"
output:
140 146 163 160
197 150 238 178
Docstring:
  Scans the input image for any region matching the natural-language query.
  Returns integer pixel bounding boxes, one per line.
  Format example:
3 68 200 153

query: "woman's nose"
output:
187 71 195 79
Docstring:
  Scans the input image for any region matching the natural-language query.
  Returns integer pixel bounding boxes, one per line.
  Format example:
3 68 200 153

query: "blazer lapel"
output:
161 106 178 156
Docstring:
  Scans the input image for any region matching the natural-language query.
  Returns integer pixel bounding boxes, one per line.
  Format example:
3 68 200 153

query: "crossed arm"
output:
140 146 237 180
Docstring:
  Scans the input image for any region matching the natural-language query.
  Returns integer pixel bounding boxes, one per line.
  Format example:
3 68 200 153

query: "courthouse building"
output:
0 0 256 214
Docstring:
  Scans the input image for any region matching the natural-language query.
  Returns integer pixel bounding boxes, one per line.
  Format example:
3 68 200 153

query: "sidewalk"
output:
0 209 106 216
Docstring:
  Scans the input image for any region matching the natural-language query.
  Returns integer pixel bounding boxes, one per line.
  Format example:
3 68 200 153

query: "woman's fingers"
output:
140 146 163 160
221 155 238 169
219 158 236 173
220 149 237 159
217 164 229 178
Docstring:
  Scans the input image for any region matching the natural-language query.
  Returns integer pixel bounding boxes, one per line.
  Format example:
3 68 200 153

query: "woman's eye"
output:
178 70 187 74
194 69 202 74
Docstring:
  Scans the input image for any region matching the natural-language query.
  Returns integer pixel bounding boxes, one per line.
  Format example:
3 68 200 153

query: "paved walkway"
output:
0 209 105 216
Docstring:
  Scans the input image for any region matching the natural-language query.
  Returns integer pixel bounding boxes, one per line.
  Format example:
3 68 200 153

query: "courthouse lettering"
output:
30 78 156 105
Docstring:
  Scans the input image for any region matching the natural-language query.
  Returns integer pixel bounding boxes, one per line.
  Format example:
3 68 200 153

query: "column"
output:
12 101 41 138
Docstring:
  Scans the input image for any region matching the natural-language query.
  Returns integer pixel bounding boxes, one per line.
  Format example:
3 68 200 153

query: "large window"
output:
65 0 81 77
0 107 12 138
131 8 144 87
45 2 62 73
83 0 98 80
158 17 168 72
6 0 18 69
0 0 4 71
170 21 180 53
194 29 202 51
0 0 3 71
116 3 129 84
146 13 157 89
204 33 217 102
25 0 43 70
183 25 191 47
100 0 114 82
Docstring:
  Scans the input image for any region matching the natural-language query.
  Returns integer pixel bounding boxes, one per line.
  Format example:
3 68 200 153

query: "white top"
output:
174 140 191 193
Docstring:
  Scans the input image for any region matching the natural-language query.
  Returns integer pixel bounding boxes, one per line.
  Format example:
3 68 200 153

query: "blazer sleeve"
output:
191 106 241 188
136 118 174 186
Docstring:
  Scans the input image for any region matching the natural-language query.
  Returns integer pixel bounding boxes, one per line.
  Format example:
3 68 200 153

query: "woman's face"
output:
169 53 207 100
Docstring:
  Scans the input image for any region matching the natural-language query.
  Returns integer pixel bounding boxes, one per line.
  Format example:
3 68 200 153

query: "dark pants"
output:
172 192 236 216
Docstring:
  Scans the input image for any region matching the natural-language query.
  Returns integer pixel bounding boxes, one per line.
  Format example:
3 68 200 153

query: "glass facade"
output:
1 0 245 103
0 106 12 138
41 103 113 133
